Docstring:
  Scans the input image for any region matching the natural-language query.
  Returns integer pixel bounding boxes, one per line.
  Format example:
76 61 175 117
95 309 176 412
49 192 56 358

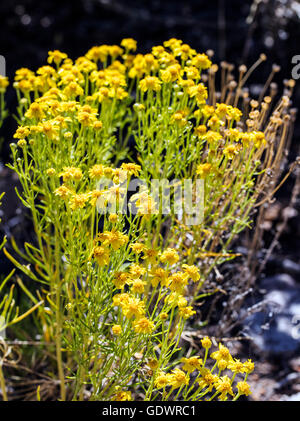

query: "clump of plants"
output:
0 38 297 401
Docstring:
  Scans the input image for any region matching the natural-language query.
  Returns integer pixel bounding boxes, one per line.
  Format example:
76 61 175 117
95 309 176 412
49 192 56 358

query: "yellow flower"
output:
63 81 84 98
129 264 146 279
217 359 229 371
160 64 181 83
14 126 30 139
78 111 97 127
47 50 68 66
154 372 172 389
148 358 158 371
198 367 218 391
208 115 223 131
194 125 207 138
174 43 196 61
152 45 165 57
181 356 203 373
59 166 83 182
205 130 222 144
15 67 35 81
163 38 183 51
46 168 56 176
160 248 179 266
133 317 155 334
24 102 45 120
86 45 110 62
177 295 188 308
149 267 168 287
0 75 9 92
112 325 122 335
215 375 234 400
112 292 130 307
242 359 255 374
98 229 128 251
184 66 200 80
112 272 130 289
182 264 200 282
191 53 212 70
121 38 137 52
201 336 212 350
108 45 123 59
236 381 251 396
108 213 118 223
54 185 72 199
172 112 187 127
112 391 132 401
89 164 104 179
41 121 59 140
17 139 27 148
178 305 196 319
90 189 103 206
252 131 266 148
69 193 89 210
17 79 35 93
122 296 145 319
130 242 146 255
93 245 110 267
223 144 240 159
168 271 189 293
93 120 103 131
227 358 245 374
120 163 141 177
196 163 212 179
159 312 168 321
142 247 158 264
210 343 233 363
187 83 208 104
131 279 146 294
139 76 161 93
215 103 229 119
168 368 189 389
112 168 128 184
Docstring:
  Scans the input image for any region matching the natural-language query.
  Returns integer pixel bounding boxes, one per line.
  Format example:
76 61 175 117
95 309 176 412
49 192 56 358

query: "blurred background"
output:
0 0 299 401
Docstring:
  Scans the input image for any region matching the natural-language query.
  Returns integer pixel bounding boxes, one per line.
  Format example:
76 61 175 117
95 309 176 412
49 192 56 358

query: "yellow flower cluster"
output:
5 37 272 402
153 338 254 400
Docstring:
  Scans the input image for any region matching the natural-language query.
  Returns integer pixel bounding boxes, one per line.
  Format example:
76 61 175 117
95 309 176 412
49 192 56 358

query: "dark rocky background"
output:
0 0 299 401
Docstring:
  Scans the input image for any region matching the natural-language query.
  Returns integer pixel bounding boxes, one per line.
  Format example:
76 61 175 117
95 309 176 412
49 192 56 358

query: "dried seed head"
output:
264 96 272 104
250 100 259 108
272 64 281 73
229 80 237 90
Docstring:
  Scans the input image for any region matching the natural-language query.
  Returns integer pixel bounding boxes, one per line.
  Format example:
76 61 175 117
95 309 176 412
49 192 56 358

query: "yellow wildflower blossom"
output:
181 356 203 373
168 368 189 389
160 248 179 266
133 317 155 334
215 376 235 401
112 325 122 335
93 245 110 267
236 381 251 396
139 76 161 93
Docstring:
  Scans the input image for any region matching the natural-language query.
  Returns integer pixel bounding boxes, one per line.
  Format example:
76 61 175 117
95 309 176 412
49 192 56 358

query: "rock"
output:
242 274 300 355
280 392 300 401
281 259 300 277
